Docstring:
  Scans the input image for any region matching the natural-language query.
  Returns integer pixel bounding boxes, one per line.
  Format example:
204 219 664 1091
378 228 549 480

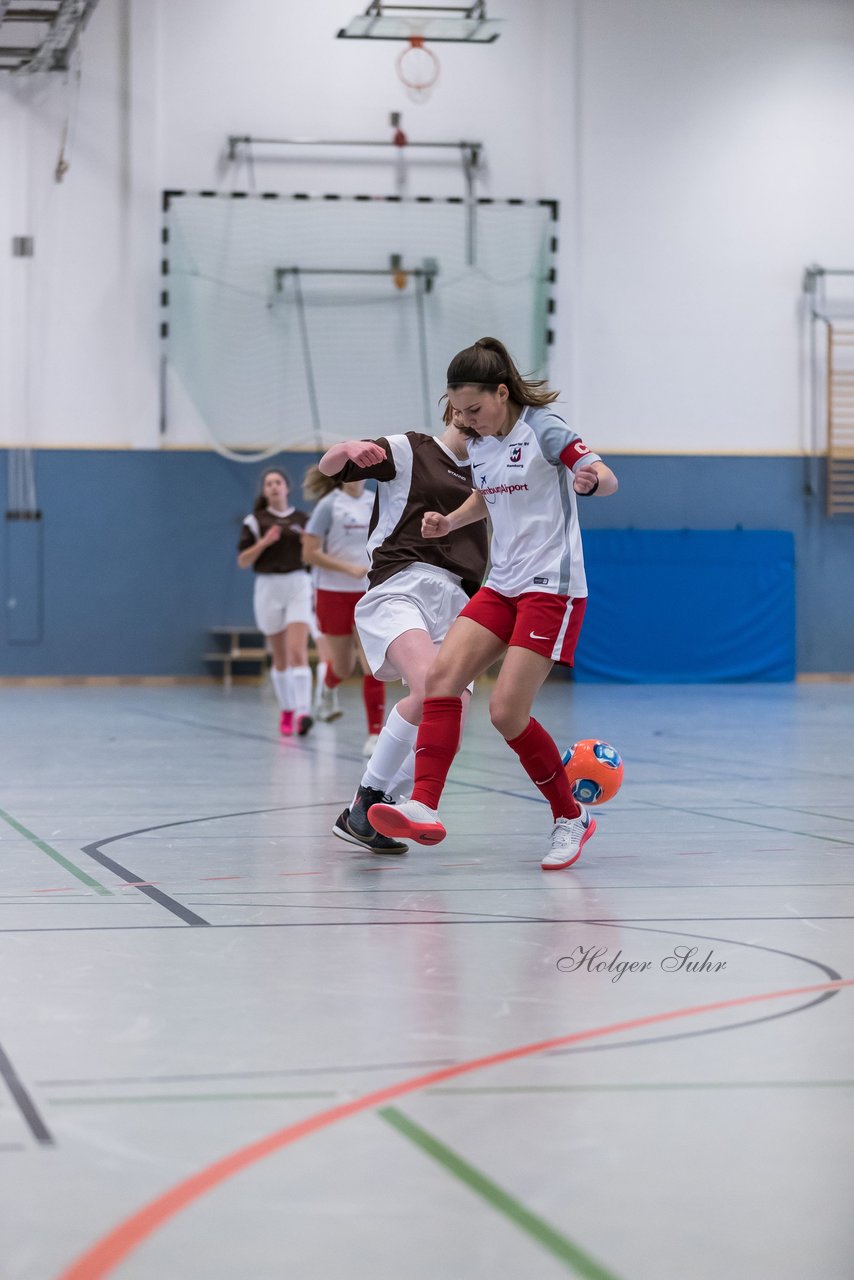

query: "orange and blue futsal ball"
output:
561 740 624 805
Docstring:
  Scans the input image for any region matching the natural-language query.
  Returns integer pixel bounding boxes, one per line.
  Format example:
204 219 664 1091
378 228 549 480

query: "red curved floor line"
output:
58 977 852 1279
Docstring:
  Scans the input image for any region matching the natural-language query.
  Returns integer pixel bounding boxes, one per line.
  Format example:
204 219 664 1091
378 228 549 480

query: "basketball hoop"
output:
396 35 440 104
339 3 501 103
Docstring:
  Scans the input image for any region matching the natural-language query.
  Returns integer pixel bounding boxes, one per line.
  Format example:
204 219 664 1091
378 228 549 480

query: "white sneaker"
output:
541 807 596 870
367 797 446 846
315 685 343 723
362 732 380 756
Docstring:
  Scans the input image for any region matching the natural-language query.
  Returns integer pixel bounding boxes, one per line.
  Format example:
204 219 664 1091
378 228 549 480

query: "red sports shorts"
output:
315 589 365 637
459 586 586 666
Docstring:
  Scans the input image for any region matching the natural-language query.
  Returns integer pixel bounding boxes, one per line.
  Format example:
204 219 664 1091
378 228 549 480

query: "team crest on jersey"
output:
506 441 528 469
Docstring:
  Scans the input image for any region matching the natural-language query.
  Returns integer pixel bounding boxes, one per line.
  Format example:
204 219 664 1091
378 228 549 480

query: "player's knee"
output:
488 695 511 736
403 693 424 721
424 659 458 699
489 695 523 739
423 666 444 698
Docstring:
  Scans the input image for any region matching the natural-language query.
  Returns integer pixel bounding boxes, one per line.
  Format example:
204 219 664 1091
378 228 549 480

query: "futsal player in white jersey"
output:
301 466 386 754
369 337 618 870
237 468 314 736
316 406 488 855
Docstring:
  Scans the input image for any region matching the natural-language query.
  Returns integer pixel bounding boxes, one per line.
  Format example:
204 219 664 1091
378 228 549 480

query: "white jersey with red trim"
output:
304 488 374 592
467 405 601 598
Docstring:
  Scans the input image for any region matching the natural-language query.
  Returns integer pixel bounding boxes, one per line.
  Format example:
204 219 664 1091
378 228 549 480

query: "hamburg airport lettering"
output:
479 482 530 496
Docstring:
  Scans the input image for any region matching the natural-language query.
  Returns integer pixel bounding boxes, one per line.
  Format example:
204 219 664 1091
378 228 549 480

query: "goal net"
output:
163 193 557 458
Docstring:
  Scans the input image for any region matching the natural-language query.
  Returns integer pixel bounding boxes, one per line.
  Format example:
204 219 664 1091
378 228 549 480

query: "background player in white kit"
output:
316 406 489 855
301 466 386 755
237 467 314 737
369 337 619 870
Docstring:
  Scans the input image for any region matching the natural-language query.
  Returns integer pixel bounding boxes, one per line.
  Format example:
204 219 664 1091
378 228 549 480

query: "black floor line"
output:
552 991 840 1057
80 838 212 927
2 883 854 896
547 918 842 1058
1 912 853 934
77 803 352 926
128 706 547 806
0 1040 53 1146
185 904 854 923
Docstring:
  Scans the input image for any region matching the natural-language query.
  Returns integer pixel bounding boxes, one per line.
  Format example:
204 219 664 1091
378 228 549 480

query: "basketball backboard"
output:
337 2 501 43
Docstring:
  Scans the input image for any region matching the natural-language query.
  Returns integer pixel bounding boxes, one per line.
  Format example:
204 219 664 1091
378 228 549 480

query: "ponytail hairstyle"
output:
302 464 341 503
253 467 291 515
446 337 559 408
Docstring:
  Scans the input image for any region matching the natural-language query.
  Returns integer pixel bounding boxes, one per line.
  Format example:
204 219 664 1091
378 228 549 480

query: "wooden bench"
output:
204 627 270 687
205 627 319 687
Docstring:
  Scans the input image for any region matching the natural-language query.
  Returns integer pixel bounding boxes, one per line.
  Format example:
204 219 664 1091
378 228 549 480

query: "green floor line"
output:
427 1080 854 1095
45 1081 854 1110
48 1091 338 1106
378 1106 623 1280
0 808 112 895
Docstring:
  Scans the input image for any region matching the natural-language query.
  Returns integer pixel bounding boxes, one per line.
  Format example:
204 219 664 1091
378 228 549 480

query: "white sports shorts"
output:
354 563 470 682
253 572 313 636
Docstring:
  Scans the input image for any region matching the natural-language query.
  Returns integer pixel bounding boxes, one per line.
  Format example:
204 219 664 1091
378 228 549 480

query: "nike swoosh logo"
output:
529 632 549 641
534 772 557 786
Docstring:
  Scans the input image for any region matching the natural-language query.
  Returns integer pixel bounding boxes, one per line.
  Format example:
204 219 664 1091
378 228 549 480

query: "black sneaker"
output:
332 803 409 855
296 714 314 737
349 784 389 837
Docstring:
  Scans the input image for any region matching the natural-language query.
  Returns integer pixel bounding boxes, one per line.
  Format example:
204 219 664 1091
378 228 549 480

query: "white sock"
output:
291 666 312 718
386 750 415 801
315 662 327 705
361 706 418 791
271 668 292 710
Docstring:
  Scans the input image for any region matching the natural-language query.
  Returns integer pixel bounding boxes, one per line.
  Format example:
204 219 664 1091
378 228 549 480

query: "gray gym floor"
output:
1 679 852 1280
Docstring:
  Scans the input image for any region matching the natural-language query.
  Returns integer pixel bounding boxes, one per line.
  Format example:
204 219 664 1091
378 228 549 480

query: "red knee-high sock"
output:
506 718 580 820
362 673 386 734
411 696 463 811
325 666 342 689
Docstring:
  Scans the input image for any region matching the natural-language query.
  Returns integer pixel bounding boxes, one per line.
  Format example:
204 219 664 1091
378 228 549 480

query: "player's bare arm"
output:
422 489 488 539
318 439 387 476
237 523 282 569
301 532 366 580
574 461 618 497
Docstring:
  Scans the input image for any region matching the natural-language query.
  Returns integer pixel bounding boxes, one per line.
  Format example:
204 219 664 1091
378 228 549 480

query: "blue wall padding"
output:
575 530 795 683
0 450 322 677
2 451 850 677
4 519 43 645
